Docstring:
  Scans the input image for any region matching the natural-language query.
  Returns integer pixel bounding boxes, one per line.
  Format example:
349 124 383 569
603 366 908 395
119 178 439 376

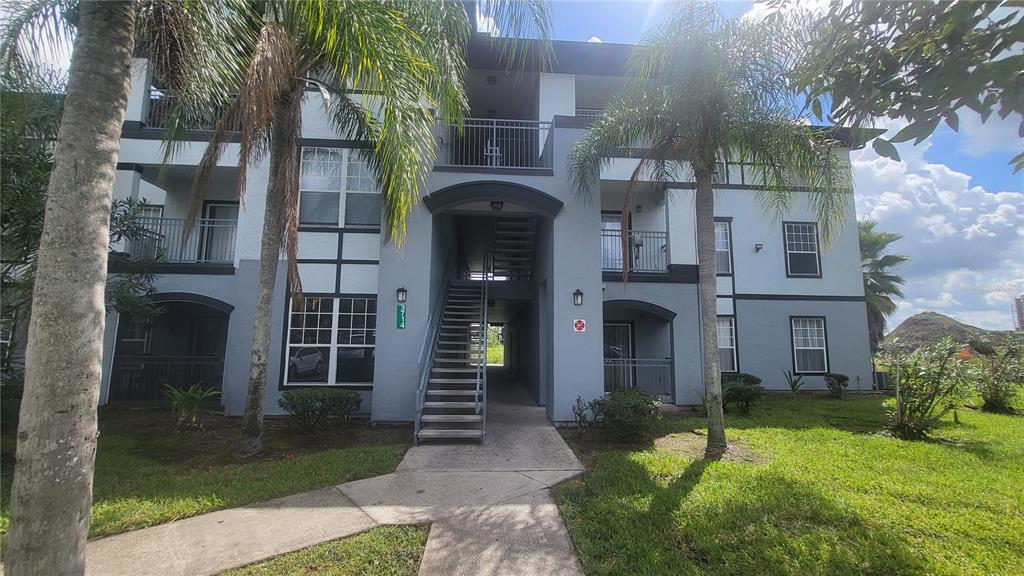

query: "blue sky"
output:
547 0 1024 331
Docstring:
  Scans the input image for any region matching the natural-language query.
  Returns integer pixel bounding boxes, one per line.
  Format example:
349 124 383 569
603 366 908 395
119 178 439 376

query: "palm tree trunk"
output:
6 2 136 574
695 168 727 459
237 100 293 456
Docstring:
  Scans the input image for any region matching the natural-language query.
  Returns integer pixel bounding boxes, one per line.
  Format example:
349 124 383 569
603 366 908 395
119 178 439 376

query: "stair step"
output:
423 401 478 409
427 389 479 396
429 378 478 384
431 367 478 373
417 429 484 439
433 358 475 364
420 414 482 423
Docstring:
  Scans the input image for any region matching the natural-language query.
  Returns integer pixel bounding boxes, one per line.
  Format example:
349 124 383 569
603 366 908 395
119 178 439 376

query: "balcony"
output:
146 89 241 132
434 118 553 170
601 229 668 273
604 357 672 399
126 217 237 265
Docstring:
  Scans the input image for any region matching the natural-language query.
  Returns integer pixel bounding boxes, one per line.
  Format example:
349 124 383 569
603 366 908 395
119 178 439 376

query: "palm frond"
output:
0 0 76 82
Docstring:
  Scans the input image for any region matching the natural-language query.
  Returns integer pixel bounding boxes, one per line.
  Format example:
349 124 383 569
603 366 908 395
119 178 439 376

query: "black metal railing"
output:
604 357 672 397
110 355 223 402
601 229 669 273
434 118 553 169
126 217 237 264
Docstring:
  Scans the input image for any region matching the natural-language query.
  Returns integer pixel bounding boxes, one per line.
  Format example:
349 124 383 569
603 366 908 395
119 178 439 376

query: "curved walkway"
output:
85 369 584 576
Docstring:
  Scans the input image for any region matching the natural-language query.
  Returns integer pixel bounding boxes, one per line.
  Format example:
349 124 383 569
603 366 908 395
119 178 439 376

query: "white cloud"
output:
957 110 1024 157
853 120 1024 331
476 10 500 36
587 36 603 43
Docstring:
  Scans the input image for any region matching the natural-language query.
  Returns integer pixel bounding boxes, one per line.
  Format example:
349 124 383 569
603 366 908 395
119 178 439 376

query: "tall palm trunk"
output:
237 90 299 455
6 2 137 573
695 167 727 459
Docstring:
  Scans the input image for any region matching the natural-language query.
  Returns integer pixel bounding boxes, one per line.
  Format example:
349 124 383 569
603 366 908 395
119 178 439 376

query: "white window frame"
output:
298 147 344 226
298 147 381 228
791 316 828 374
717 316 737 373
285 296 377 387
715 220 732 275
784 222 821 277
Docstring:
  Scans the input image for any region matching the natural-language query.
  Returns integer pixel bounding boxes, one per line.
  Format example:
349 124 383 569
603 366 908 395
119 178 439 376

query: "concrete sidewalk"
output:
85 370 585 576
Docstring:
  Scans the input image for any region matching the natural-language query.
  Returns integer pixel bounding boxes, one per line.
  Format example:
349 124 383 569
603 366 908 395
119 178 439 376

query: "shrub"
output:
721 373 764 415
1 371 24 433
278 388 362 432
783 370 804 395
572 395 591 429
163 383 220 430
823 373 850 398
974 336 1023 413
884 337 973 439
589 388 661 442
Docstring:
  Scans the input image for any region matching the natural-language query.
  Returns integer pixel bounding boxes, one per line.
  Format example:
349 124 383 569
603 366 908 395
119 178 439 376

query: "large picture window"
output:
717 316 737 372
784 222 821 277
286 296 376 385
791 316 828 373
715 220 732 275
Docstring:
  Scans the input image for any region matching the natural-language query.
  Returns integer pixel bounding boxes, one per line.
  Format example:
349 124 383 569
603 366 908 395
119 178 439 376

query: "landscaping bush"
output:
278 388 362 432
722 373 764 415
589 388 661 442
783 370 804 395
1 371 24 433
884 337 972 439
974 336 1023 413
824 372 850 398
164 383 220 430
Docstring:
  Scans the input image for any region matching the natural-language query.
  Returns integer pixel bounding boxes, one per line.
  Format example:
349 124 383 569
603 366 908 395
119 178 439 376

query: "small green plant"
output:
163 383 220 430
883 337 973 439
783 370 804 395
589 388 661 442
824 373 850 398
974 336 1023 413
278 388 362 432
722 373 764 415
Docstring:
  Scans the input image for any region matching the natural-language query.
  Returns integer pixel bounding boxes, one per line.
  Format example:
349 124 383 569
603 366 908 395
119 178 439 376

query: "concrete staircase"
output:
491 217 536 281
416 282 486 442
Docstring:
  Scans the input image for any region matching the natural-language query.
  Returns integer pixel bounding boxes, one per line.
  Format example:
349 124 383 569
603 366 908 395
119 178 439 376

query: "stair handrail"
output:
477 249 492 433
414 250 454 444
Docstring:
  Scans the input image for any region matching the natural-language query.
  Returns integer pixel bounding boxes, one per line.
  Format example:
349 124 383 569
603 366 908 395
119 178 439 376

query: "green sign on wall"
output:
396 303 407 329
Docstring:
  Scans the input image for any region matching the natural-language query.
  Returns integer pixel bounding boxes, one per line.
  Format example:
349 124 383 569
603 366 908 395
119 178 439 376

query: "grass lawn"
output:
554 395 1024 576
1 408 410 541
220 525 429 576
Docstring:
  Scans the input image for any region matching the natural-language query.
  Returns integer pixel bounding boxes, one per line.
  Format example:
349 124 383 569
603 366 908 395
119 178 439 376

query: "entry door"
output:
200 203 239 262
601 214 623 270
603 323 633 392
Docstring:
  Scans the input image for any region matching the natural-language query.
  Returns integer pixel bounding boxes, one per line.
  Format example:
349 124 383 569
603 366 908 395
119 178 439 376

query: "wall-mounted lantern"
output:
754 243 764 252
573 289 584 306
396 286 408 303
490 201 504 212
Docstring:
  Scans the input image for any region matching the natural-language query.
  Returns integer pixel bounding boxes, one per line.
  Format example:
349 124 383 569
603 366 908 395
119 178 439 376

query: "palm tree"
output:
568 3 850 459
858 220 907 353
0 0 251 572
179 1 551 455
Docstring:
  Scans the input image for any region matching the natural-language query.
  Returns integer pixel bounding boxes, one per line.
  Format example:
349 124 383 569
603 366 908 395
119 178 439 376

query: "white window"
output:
286 296 376 385
717 316 737 372
299 147 343 226
715 221 731 275
791 317 828 373
784 222 821 277
345 153 375 192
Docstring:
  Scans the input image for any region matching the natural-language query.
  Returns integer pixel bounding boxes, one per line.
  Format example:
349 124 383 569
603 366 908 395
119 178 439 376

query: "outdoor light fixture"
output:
573 289 584 306
491 201 504 212
754 243 764 252
635 204 643 213
396 286 408 303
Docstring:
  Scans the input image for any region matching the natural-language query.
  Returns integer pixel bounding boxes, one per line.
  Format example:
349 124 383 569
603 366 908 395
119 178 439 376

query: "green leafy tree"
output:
177 1 551 455
568 2 850 459
791 0 1024 170
858 220 908 354
1 1 251 571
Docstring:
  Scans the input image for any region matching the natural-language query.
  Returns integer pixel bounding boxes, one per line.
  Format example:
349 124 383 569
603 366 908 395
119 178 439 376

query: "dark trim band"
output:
734 293 865 302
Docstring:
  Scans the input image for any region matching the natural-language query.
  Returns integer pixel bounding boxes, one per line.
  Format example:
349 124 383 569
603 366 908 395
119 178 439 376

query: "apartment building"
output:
100 36 873 441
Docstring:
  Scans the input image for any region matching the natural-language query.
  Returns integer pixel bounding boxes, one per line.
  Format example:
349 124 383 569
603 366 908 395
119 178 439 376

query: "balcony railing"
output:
434 118 553 169
111 355 224 402
604 358 672 398
601 229 668 273
127 217 237 264
147 89 242 132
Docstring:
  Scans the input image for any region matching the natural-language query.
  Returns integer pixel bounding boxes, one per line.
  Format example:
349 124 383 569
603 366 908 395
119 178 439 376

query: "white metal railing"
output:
126 217 237 264
604 358 672 397
434 118 553 169
147 89 241 131
601 229 668 273
414 252 454 444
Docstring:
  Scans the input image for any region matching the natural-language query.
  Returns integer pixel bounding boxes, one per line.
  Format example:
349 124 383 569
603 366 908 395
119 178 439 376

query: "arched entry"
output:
602 300 676 402
109 293 232 402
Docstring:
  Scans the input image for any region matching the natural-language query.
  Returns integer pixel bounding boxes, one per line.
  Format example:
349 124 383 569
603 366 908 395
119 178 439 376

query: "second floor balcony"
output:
601 228 668 273
126 217 237 266
434 118 553 170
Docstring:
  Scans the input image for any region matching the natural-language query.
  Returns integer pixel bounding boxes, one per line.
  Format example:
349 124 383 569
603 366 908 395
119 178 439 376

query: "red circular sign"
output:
574 319 586 332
